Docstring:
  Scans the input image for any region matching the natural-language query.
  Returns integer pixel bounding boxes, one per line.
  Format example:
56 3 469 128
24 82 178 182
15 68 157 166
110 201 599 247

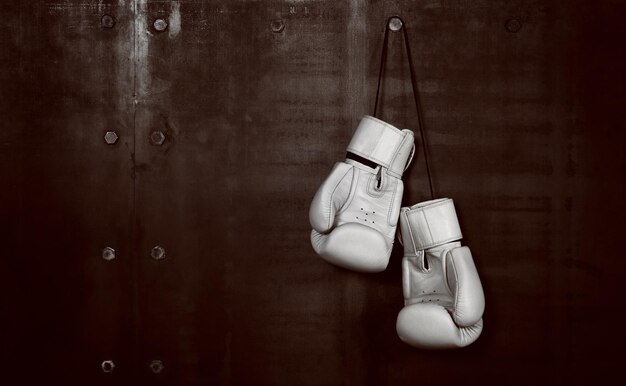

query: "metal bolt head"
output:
101 360 115 373
505 18 522 33
102 247 116 261
150 131 166 146
104 131 119 145
150 359 164 374
270 19 284 33
154 18 168 32
151 245 166 260
101 14 116 29
388 16 403 32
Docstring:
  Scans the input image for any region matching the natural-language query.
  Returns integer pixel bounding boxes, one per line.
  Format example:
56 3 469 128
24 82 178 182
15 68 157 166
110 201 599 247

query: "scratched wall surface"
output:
1 1 625 385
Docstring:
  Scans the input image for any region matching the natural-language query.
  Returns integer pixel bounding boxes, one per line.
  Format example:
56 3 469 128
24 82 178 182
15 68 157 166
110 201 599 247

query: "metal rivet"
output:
101 14 116 29
102 247 116 261
149 131 166 146
505 18 522 33
101 360 115 373
150 359 164 374
151 245 166 261
270 19 284 33
104 131 119 145
154 18 168 32
388 16 403 32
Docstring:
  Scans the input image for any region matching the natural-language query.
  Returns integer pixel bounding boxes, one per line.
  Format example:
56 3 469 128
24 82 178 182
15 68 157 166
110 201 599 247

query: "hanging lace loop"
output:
373 16 435 200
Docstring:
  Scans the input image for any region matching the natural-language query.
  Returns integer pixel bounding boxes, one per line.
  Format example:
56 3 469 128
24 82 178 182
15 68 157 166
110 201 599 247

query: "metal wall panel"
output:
1 1 625 385
0 1 136 384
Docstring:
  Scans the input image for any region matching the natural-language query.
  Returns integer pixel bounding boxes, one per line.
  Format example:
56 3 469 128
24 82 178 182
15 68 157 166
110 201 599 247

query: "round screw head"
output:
388 16 403 32
101 360 115 373
104 131 119 145
102 247 116 261
151 245 166 260
150 359 164 374
270 19 284 33
505 18 522 33
150 131 166 146
153 18 168 32
101 14 116 29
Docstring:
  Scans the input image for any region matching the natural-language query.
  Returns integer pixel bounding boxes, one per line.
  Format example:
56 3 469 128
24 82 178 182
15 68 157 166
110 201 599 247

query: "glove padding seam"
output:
449 251 465 326
387 133 413 178
404 211 420 259
387 182 400 227
326 166 354 231
424 211 436 249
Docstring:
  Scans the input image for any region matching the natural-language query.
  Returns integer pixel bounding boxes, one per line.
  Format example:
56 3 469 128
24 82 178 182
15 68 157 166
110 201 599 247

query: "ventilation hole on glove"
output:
437 299 439 301
372 221 375 224
422 291 424 293
356 217 359 219
361 208 363 210
364 219 367 222
365 213 368 215
433 290 436 292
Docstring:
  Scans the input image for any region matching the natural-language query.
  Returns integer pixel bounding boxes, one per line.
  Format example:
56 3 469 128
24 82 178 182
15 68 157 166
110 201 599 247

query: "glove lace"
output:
373 16 435 200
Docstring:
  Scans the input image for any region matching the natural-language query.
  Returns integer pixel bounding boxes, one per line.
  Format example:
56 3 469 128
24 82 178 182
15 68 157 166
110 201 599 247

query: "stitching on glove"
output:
388 133 414 178
327 166 354 229
402 257 411 301
449 251 462 320
410 198 452 212
424 211 435 247
386 182 398 225
404 143 416 172
405 211 420 263
387 134 405 178
363 116 404 135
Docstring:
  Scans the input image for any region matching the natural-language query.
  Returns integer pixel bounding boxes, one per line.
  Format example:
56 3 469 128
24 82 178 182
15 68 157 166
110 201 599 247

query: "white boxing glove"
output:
309 116 414 272
397 198 485 348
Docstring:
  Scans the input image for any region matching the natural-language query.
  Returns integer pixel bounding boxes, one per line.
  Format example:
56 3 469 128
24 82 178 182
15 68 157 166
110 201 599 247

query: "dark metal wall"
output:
1 1 625 385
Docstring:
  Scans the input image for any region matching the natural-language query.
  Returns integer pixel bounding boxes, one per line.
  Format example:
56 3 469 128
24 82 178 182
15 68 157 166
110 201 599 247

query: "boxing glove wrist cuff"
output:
401 198 462 250
346 115 415 179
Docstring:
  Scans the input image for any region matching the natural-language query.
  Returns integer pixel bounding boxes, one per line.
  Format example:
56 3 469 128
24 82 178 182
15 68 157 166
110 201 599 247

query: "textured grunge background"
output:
1 1 625 385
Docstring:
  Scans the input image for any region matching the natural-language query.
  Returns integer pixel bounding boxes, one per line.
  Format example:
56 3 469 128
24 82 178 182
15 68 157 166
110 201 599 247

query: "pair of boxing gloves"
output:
309 116 485 349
